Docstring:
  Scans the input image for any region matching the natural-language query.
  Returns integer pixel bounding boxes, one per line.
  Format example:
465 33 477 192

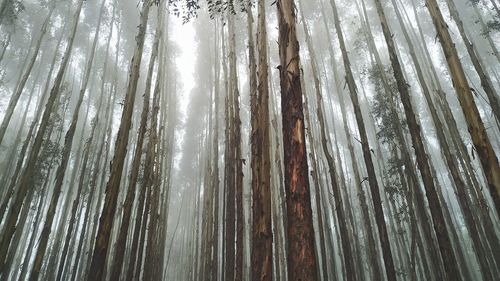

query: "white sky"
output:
170 18 196 117
168 17 196 175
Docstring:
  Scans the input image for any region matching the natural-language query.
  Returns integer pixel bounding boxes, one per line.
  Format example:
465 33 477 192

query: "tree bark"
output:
374 1 462 279
251 1 273 280
28 2 105 279
0 0 84 273
299 2 358 280
0 3 54 146
426 0 500 216
86 1 152 280
391 0 496 278
276 0 318 279
109 2 163 279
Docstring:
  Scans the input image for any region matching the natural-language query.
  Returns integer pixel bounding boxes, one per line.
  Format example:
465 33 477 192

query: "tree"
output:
250 0 273 280
373 0 461 279
299 1 358 280
109 1 164 279
0 2 55 146
86 1 153 279
425 0 500 215
28 1 106 279
276 0 318 279
0 0 85 273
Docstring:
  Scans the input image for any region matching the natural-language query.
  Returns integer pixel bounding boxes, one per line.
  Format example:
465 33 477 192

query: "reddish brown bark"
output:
277 0 318 279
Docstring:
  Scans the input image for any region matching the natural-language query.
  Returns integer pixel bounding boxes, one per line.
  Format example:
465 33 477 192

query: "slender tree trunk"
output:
329 0 397 279
222 15 234 280
210 18 220 281
0 0 84 273
227 11 244 281
299 2 357 280
250 1 273 280
109 3 163 280
374 1 462 279
427 0 500 215
301 62 329 281
0 4 54 146
28 3 105 279
86 2 152 280
142 38 163 280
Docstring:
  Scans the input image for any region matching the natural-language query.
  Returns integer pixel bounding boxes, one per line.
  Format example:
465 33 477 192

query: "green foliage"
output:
368 64 411 223
34 136 61 186
469 0 500 36
32 82 70 187
368 64 406 145
167 0 249 23
486 19 500 33
168 0 201 23
352 26 368 56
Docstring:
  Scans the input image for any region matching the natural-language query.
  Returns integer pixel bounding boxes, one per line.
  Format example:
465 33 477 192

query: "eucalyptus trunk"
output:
374 0 461 279
426 0 500 216
87 1 152 279
276 0 318 279
0 0 84 273
0 3 55 146
251 1 273 280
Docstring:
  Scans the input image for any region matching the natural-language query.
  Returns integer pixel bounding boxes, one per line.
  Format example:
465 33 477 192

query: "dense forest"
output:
0 0 499 280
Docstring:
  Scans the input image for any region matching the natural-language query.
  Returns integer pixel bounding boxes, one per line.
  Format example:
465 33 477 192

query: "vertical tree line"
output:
0 0 499 280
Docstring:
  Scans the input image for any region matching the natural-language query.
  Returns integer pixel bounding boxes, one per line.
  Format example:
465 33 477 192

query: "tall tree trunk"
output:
299 2 357 280
445 0 500 126
228 11 244 281
0 3 54 146
276 0 318 279
142 42 163 280
0 0 84 273
222 15 234 281
300 59 330 281
109 2 163 279
29 2 105 279
251 1 273 280
425 0 500 215
210 17 221 281
329 0 397 279
373 1 461 279
86 1 152 280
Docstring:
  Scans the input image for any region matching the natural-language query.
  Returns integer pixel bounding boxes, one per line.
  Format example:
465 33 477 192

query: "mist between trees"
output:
0 0 499 280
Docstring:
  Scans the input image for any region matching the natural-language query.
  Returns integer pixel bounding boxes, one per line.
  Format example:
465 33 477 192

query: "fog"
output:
0 0 499 280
